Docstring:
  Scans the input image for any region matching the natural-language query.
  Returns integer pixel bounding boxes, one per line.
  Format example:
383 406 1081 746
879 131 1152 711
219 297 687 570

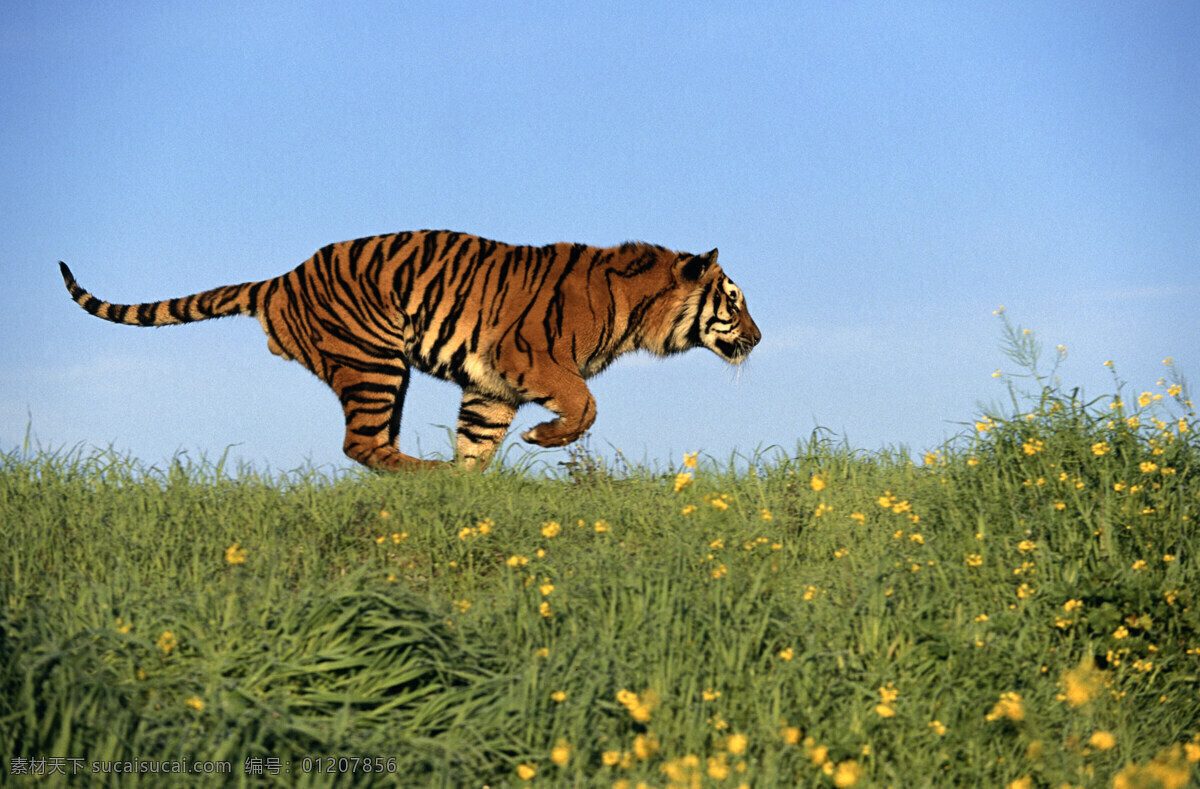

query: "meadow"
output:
2 324 1198 788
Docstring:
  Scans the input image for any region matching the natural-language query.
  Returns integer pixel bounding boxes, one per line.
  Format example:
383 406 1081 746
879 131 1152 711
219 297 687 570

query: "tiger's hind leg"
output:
331 360 442 471
455 390 518 469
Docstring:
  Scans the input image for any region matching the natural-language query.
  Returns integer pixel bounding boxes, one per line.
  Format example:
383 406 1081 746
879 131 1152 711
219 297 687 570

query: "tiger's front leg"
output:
512 362 597 448
455 390 518 469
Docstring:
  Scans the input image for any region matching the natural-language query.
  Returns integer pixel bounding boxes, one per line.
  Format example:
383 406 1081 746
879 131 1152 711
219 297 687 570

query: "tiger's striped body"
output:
59 230 760 470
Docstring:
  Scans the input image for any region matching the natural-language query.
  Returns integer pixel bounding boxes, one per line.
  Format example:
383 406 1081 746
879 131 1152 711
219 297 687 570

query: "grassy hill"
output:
2 329 1198 788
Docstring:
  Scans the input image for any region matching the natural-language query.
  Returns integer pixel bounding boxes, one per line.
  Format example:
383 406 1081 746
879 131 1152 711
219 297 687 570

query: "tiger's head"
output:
658 248 761 364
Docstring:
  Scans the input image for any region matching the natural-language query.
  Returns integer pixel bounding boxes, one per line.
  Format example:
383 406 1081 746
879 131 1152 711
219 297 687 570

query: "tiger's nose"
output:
745 319 762 347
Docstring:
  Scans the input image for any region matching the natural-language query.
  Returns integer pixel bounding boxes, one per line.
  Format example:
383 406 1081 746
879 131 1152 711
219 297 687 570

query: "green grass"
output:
2 326 1199 788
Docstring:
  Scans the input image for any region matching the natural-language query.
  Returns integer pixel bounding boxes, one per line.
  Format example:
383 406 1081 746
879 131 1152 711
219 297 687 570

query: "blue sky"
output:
2 2 1197 474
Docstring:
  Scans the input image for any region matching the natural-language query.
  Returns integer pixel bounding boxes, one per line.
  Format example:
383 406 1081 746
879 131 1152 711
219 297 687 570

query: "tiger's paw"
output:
521 421 577 448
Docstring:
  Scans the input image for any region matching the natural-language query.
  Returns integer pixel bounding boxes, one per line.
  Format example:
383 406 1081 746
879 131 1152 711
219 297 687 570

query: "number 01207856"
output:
299 757 397 775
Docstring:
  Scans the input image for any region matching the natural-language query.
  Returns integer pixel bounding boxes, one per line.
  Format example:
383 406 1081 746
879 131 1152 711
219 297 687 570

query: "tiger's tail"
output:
58 262 265 326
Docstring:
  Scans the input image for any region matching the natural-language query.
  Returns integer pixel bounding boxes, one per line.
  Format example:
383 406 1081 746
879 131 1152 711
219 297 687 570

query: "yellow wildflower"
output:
1059 658 1103 708
541 521 561 538
778 647 794 661
811 474 826 491
674 471 693 492
985 692 1024 722
156 631 177 654
550 739 571 766
185 696 204 711
224 542 247 564
617 689 658 723
1090 731 1116 751
683 451 699 469
833 760 863 787
808 743 830 766
632 732 659 759
516 763 536 780
550 690 566 702
1112 745 1191 789
707 754 730 780
725 733 747 754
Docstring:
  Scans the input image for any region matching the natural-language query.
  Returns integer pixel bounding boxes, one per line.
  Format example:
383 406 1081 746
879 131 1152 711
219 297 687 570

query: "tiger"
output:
59 230 761 471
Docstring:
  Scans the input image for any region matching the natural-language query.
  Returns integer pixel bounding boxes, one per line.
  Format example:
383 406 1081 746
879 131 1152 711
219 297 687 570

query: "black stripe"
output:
348 237 371 276
387 231 413 259
418 231 443 276
339 381 405 402
246 280 265 314
169 296 190 322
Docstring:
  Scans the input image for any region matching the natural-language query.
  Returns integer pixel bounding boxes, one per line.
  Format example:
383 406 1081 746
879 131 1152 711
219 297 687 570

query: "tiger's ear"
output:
677 248 718 281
